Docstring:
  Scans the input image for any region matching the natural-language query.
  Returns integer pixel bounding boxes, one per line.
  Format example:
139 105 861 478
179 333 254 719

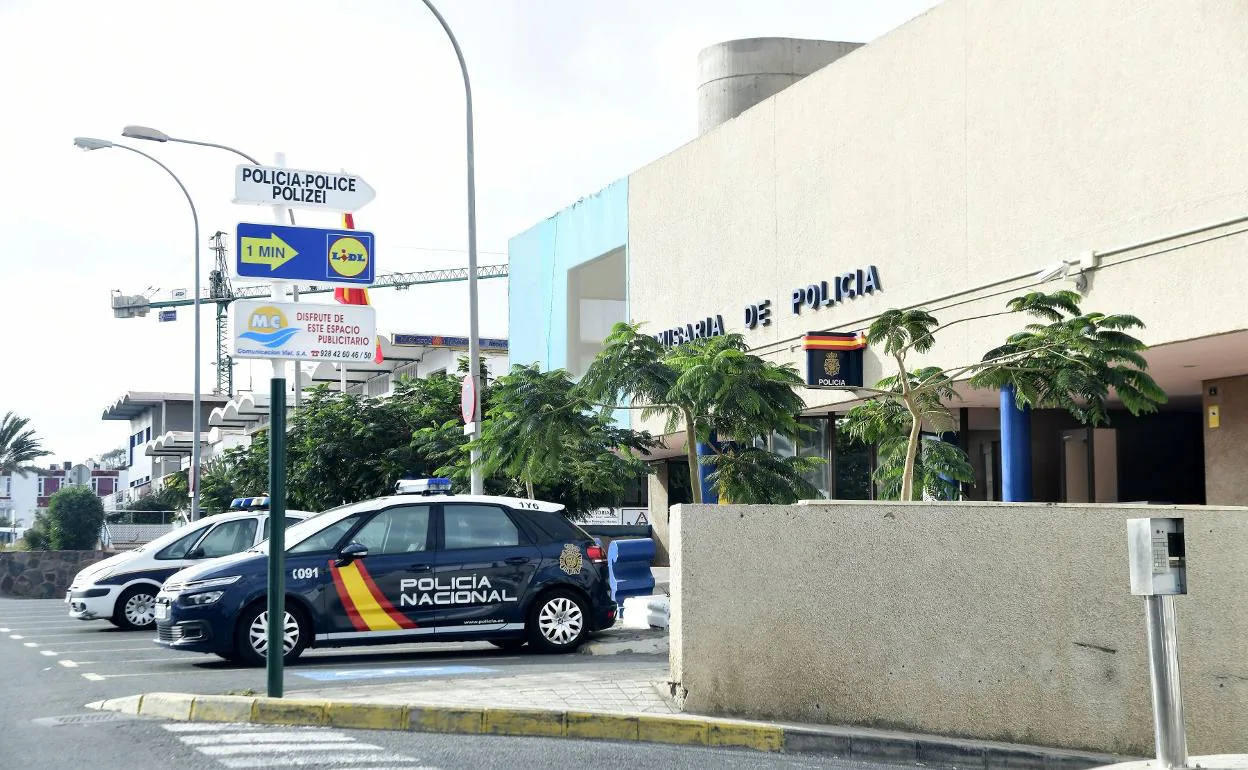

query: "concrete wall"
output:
1204 375 1248 504
0 551 110 599
628 0 1248 432
669 501 1248 755
697 38 863 134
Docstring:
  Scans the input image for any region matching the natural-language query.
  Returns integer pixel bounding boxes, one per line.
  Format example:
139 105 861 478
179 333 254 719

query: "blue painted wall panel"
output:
508 178 629 374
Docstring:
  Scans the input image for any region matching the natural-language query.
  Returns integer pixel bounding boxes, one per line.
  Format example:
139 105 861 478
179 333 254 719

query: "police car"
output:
66 498 312 630
153 479 617 665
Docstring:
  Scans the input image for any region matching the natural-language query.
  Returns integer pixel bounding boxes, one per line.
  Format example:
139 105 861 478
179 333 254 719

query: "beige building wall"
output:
627 0 1248 435
1204 375 1248 505
669 501 1248 755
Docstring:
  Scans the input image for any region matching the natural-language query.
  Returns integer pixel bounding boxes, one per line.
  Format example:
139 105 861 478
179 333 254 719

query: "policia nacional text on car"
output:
153 479 618 665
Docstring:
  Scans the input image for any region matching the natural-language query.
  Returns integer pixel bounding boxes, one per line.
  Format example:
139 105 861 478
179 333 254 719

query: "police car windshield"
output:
130 518 201 553
249 500 372 554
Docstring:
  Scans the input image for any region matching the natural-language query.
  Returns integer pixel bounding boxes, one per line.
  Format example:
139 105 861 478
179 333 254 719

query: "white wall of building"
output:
627 0 1248 432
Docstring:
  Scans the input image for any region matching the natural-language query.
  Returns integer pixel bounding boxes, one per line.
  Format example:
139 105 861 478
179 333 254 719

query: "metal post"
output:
419 0 484 494
265 375 287 698
1145 595 1188 768
265 152 291 698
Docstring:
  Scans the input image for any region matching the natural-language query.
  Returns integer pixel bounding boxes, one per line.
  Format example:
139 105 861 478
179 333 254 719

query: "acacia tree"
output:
468 364 655 508
842 290 1166 500
580 324 821 504
0 412 51 477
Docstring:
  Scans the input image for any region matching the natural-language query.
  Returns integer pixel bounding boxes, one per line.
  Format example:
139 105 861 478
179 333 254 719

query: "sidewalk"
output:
89 650 1133 770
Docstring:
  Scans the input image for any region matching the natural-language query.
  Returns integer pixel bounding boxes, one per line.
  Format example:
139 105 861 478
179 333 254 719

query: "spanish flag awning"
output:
803 331 868 351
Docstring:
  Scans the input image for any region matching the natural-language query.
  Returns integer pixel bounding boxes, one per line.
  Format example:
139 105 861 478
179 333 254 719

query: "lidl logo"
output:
239 305 298 348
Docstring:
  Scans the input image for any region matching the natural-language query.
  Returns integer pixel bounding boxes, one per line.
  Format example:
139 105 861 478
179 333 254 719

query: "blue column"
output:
1000 384 1032 502
696 433 719 505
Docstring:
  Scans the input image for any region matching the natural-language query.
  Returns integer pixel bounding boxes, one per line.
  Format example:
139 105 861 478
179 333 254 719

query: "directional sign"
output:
236 223 375 286
232 299 377 363
234 165 376 212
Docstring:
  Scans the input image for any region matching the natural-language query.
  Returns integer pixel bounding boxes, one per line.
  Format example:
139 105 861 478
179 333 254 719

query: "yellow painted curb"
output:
191 695 256 723
637 714 710 746
409 706 484 734
327 702 408 731
251 697 328 726
565 711 639 741
708 721 784 752
140 692 195 720
484 708 565 738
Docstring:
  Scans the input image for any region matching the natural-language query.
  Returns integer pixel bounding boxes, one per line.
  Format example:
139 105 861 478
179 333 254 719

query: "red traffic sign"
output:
461 375 477 424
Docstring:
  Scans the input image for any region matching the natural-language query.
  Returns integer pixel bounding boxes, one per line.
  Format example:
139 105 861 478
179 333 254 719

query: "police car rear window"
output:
523 511 593 543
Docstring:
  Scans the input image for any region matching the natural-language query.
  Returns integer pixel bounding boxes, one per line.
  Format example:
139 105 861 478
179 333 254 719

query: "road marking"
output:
73 670 207 680
4 631 128 638
58 660 78 668
291 665 497 682
181 731 355 745
81 673 105 681
9 634 23 639
162 724 438 769
23 642 38 647
40 650 57 656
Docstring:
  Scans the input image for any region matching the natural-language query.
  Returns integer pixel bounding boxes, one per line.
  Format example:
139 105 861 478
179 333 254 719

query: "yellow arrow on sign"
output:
240 233 298 270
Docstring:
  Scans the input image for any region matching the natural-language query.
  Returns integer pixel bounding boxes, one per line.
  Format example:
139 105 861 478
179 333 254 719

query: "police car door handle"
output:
407 564 432 573
504 557 529 565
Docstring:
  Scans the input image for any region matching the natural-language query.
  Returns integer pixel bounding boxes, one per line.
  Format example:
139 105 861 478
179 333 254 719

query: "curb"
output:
578 637 668 656
86 693 1131 768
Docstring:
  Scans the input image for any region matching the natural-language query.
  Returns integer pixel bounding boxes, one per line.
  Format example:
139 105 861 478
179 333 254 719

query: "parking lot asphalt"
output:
0 597 661 701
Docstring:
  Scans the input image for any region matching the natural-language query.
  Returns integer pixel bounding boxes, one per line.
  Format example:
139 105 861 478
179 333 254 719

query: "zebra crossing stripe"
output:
161 724 439 769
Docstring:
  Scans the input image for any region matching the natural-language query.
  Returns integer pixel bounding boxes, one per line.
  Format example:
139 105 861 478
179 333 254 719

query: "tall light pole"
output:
74 137 204 521
121 126 307 412
418 0 484 494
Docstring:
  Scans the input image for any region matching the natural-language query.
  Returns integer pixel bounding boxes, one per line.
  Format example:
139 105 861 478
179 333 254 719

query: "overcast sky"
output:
0 0 940 463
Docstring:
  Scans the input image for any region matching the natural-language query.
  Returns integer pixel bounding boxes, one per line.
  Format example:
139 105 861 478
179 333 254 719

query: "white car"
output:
67 501 313 630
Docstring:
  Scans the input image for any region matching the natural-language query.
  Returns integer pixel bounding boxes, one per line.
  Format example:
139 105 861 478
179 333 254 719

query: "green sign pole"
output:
266 376 287 698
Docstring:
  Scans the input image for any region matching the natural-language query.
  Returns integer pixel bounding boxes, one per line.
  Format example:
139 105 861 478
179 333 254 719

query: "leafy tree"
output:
20 512 50 551
98 447 128 470
112 475 187 523
469 364 655 510
841 290 1165 499
581 324 819 504
0 412 52 477
46 486 105 550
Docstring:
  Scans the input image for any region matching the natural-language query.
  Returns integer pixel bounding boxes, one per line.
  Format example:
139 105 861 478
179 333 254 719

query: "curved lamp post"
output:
74 137 204 522
418 0 485 494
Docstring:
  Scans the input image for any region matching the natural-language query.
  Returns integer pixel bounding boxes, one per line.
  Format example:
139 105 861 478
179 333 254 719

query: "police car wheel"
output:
234 603 308 667
113 586 158 631
527 590 589 653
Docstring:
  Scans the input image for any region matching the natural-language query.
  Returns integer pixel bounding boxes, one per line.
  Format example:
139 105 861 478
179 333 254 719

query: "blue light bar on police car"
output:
229 498 246 510
395 478 453 495
244 496 270 509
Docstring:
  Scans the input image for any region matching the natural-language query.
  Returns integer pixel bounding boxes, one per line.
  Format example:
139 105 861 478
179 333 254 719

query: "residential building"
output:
0 461 126 540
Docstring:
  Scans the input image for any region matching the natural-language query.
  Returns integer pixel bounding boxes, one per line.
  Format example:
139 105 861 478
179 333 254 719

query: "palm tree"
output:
581 323 821 504
0 412 52 477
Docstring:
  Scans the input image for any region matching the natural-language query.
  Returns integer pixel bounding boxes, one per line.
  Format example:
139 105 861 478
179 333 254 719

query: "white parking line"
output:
5 631 128 638
40 650 57 656
23 642 37 647
202 742 385 756
81 673 105 681
26 639 155 647
58 660 79 668
9 634 23 639
181 732 355 745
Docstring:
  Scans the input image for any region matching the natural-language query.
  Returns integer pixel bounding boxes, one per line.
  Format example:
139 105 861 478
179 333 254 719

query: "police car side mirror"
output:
187 547 206 559
336 542 369 565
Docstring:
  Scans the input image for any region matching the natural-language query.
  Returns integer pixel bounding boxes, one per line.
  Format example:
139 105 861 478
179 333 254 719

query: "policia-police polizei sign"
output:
234 164 376 212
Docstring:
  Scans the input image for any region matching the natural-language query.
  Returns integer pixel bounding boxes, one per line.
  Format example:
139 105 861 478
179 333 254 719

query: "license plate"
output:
154 603 169 621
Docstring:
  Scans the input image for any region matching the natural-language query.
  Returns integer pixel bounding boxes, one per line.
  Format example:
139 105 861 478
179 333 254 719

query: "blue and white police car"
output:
153 479 617 665
67 498 312 630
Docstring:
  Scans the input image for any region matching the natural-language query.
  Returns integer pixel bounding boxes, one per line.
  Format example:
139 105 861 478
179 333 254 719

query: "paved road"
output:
0 597 921 770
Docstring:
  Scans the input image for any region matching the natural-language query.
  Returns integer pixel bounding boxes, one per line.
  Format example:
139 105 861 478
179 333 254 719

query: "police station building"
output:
507 0 1248 519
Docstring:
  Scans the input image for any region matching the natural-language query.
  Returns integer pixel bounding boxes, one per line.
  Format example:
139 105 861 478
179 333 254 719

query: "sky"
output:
0 0 941 463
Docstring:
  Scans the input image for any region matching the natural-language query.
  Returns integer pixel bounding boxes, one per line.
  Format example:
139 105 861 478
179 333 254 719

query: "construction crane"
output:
110 234 509 396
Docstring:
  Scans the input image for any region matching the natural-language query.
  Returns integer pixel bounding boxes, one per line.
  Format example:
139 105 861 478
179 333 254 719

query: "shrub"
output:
46 486 105 550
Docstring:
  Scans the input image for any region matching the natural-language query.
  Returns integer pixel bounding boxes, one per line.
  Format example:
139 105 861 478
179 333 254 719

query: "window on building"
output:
566 249 627 379
0 476 9 498
756 417 833 499
145 427 151 442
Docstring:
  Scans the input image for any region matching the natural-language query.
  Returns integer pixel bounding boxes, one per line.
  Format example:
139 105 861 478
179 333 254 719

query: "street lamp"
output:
418 0 485 495
74 137 205 522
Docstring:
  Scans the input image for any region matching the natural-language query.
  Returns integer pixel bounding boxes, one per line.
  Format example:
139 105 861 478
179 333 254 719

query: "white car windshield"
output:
249 500 374 554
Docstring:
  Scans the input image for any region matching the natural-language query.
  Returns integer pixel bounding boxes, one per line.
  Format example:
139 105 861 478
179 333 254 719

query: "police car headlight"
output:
181 575 242 590
184 590 226 606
